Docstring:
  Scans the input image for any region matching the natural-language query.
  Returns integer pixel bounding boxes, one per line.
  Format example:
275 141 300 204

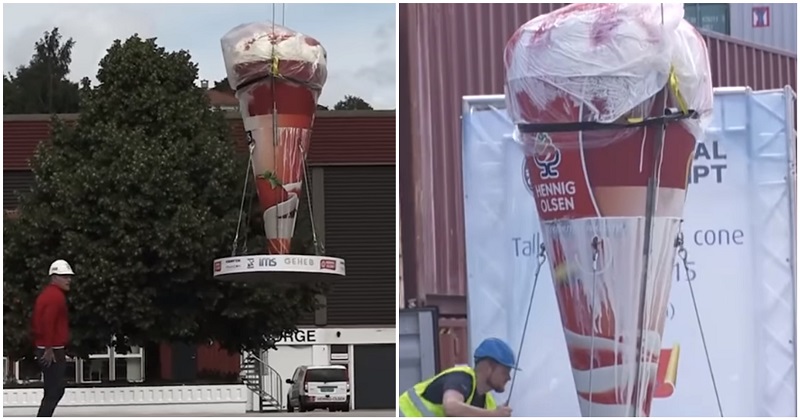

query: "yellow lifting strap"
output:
626 65 690 125
668 64 690 115
271 57 280 77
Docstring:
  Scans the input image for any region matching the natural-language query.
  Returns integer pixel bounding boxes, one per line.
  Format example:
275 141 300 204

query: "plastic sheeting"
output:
220 22 327 254
505 3 714 146
502 5 717 415
221 21 327 92
462 88 796 417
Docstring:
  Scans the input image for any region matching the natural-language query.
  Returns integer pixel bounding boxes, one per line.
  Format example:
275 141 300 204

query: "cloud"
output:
3 4 157 81
3 4 396 109
319 19 395 109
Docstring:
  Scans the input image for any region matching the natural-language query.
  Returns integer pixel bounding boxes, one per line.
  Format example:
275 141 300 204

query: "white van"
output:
285 364 350 412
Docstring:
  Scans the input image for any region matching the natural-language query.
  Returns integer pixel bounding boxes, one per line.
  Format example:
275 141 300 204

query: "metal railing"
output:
241 352 283 412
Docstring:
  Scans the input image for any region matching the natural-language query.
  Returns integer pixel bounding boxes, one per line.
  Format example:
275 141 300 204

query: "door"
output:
171 343 197 382
353 344 396 409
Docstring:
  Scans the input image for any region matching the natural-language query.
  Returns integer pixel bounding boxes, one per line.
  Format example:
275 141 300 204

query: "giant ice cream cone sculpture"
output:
504 4 713 417
221 22 327 254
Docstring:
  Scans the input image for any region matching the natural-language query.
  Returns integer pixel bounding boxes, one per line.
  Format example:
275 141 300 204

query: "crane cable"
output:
505 243 546 405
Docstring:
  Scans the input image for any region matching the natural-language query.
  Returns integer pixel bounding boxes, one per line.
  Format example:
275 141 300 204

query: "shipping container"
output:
399 215 405 308
729 3 797 53
399 3 798 313
398 308 440 392
437 317 469 370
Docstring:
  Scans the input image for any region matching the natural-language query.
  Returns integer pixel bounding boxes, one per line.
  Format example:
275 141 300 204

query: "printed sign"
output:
462 90 795 416
276 329 318 344
752 6 770 28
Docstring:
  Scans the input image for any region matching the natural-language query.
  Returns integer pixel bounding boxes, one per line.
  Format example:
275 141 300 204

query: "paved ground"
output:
178 410 394 417
5 409 395 417
259 409 393 417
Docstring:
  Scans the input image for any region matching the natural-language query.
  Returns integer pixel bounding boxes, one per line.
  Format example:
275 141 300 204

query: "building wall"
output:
398 216 404 308
4 170 34 209
729 3 797 53
254 327 396 411
3 111 395 170
323 166 396 325
664 4 797 53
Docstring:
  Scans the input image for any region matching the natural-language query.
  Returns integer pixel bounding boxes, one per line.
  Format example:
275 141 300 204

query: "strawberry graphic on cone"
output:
504 4 713 417
222 22 327 255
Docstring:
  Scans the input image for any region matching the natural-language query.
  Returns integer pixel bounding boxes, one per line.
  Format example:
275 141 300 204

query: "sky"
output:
3 3 396 109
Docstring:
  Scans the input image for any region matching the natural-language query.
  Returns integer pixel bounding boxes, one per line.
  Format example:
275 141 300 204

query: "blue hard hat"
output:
473 337 519 370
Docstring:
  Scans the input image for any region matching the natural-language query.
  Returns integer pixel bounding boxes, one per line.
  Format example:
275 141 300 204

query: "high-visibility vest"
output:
398 365 497 417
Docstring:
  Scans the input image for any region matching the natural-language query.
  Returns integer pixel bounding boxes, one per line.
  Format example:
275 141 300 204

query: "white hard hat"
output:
49 259 75 276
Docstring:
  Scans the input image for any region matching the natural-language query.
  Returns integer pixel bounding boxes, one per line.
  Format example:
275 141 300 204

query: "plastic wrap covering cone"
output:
221 22 327 255
504 4 713 417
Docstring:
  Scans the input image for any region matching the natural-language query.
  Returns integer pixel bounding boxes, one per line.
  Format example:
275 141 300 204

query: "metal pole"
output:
783 86 797 416
631 88 668 417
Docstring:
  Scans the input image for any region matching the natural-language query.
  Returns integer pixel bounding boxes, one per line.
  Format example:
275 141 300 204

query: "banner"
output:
462 88 796 417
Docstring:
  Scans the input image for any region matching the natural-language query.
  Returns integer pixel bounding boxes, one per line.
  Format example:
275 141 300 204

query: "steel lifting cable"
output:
506 243 547 405
270 3 323 256
270 5 280 247
241 171 255 254
299 144 324 255
631 5 669 408
232 154 254 256
629 6 670 415
588 237 601 417
630 90 666 416
675 231 724 417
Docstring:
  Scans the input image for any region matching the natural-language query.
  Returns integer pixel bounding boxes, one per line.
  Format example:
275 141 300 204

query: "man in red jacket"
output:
31 259 74 417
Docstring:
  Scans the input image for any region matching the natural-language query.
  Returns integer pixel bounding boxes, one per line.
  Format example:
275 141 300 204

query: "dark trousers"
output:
35 348 66 417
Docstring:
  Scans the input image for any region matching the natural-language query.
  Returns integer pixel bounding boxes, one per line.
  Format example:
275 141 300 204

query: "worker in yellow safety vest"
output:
398 337 517 417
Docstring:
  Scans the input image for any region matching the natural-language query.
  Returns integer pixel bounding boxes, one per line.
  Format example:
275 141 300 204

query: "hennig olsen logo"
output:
531 132 561 179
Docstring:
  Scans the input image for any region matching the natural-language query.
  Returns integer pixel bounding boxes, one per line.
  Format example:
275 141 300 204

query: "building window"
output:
684 4 731 35
330 344 350 364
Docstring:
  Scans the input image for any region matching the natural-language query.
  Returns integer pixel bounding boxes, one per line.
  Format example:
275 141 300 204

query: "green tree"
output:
2 35 321 359
334 95 373 111
211 77 234 93
3 27 81 114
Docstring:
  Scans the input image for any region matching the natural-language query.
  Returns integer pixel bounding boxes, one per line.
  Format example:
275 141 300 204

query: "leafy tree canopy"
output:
3 27 82 114
334 95 373 111
3 34 321 360
211 77 233 93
